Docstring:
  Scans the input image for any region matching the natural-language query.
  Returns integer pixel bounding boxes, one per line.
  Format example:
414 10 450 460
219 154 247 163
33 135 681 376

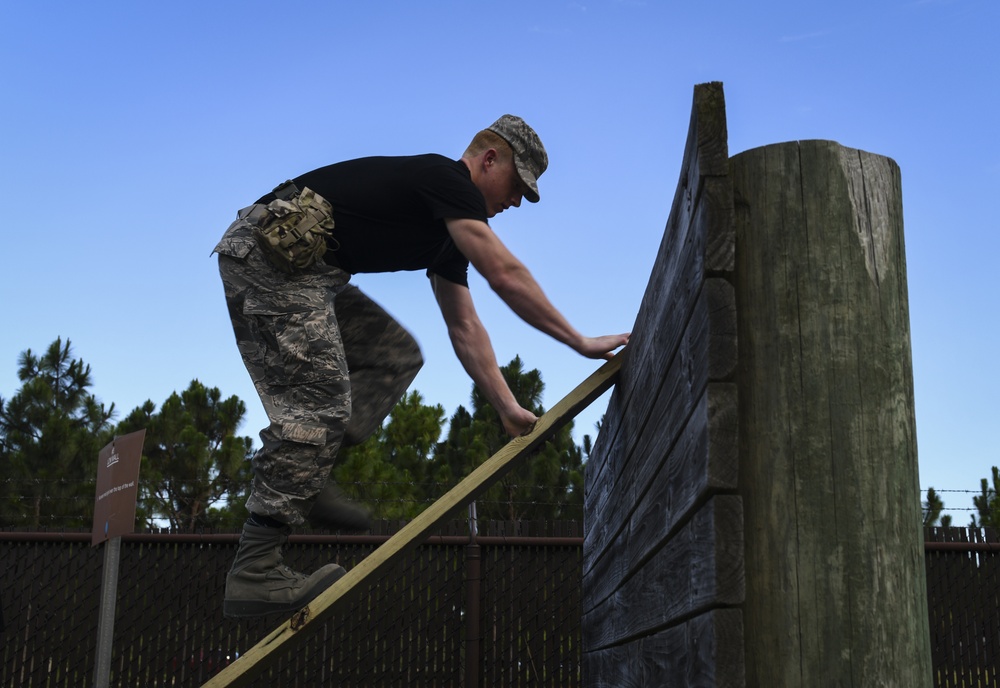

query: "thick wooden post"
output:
731 141 931 686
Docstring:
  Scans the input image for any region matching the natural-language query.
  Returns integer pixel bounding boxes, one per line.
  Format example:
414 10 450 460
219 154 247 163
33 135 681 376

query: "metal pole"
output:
93 536 121 688
465 502 481 688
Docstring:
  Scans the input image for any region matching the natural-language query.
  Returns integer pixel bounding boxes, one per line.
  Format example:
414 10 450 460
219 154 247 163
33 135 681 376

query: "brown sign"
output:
92 429 145 546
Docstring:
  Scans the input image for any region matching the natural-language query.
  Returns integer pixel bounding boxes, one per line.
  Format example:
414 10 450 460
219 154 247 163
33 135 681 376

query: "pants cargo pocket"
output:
243 292 347 386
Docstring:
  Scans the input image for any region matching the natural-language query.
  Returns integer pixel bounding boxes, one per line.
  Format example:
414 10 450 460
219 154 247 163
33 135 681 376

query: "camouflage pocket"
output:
213 234 256 259
212 216 256 259
252 184 337 274
243 292 347 386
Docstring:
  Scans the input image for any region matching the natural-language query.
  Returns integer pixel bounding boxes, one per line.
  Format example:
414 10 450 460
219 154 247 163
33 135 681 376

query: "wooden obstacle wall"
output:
583 81 932 686
582 82 743 686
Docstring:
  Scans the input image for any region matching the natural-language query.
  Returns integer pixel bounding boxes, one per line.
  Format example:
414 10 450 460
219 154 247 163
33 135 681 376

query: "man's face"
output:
481 154 525 219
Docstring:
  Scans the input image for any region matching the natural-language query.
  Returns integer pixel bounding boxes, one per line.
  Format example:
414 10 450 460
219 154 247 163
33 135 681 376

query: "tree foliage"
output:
333 390 445 521
970 466 1000 531
0 338 115 528
0 336 595 529
0 340 599 531
430 355 585 521
20 339 1000 536
116 380 254 531
14 337 1000 539
332 356 587 522
922 487 952 528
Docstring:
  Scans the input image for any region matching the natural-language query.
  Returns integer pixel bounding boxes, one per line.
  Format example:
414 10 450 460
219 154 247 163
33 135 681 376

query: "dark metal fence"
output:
1 520 582 687
1 525 995 687
925 526 1000 688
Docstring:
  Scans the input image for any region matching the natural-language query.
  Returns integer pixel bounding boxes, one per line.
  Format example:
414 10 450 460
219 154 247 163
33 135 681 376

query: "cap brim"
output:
516 161 540 203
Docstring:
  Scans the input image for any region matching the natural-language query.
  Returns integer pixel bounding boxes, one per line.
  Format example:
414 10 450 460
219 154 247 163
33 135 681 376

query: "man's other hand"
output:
502 406 538 438
576 333 630 360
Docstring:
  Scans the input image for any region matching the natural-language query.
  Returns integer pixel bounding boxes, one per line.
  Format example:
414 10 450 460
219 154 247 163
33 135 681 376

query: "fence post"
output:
464 503 481 688
732 140 932 686
93 535 122 688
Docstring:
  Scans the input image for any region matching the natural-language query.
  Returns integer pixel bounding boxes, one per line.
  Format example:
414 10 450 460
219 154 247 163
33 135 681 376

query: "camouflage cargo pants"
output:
214 206 423 525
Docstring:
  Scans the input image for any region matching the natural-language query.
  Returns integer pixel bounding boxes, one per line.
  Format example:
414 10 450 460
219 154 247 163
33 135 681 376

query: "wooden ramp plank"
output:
202 353 624 688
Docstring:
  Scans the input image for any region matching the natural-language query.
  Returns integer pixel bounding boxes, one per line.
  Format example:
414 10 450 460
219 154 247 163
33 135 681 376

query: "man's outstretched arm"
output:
444 217 630 359
431 274 538 437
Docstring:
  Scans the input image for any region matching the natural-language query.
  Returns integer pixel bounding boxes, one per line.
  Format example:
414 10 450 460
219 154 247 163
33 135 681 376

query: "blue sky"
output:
1 1 996 522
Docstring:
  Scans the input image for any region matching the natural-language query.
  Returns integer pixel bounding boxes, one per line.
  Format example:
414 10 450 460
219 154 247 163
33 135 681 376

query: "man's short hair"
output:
463 129 513 161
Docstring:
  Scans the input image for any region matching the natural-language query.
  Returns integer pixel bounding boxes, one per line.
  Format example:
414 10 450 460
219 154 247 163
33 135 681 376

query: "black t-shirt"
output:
256 154 487 287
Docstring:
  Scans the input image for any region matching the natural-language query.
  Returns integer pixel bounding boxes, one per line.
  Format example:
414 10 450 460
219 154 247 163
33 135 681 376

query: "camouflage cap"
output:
486 114 547 203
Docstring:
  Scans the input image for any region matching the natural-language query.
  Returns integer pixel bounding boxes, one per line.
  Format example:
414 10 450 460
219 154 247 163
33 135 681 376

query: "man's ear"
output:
483 148 499 168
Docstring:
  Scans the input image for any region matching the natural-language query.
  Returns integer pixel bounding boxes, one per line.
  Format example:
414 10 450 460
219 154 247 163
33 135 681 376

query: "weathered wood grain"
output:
584 283 711 576
584 175 736 566
584 383 738 608
583 167 699 488
583 609 744 688
706 277 737 380
582 212 702 562
583 85 738 582
732 139 931 687
583 496 743 648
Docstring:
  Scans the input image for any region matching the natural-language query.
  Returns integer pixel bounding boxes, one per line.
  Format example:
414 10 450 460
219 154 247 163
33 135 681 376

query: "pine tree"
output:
971 466 1000 531
116 380 253 531
922 487 952 527
432 356 585 521
0 338 115 528
333 390 445 520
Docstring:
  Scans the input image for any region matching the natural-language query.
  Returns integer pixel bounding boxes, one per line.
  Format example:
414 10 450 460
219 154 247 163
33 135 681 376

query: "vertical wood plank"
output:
583 81 742 687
